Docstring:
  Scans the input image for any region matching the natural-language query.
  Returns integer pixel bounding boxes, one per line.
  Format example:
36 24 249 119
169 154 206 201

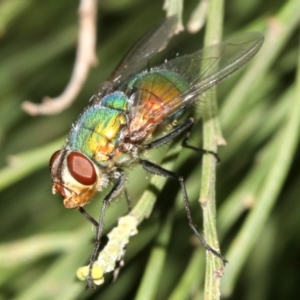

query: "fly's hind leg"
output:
141 159 227 264
144 117 220 162
143 117 195 149
181 119 220 163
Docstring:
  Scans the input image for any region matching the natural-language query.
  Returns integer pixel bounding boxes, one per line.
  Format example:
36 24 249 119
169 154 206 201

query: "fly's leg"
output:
144 117 220 162
86 170 126 289
124 188 132 211
144 117 195 149
78 207 99 227
78 188 132 227
181 119 220 163
141 159 227 264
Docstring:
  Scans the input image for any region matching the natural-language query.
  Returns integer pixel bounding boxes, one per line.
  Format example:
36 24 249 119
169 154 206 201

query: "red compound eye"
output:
67 152 97 185
49 150 61 169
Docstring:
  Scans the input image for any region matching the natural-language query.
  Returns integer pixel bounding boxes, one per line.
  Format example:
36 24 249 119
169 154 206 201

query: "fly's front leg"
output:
141 159 227 264
78 188 132 228
86 170 126 289
78 207 99 227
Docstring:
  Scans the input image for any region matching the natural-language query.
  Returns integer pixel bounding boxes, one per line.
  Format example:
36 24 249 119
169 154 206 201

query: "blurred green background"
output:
0 0 299 299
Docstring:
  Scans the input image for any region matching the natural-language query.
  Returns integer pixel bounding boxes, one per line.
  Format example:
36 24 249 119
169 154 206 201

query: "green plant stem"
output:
134 211 174 300
0 138 64 191
0 0 32 34
11 227 91 300
221 0 300 130
218 86 294 236
221 43 300 296
200 0 224 299
164 0 184 30
0 233 77 268
187 0 208 33
169 249 205 300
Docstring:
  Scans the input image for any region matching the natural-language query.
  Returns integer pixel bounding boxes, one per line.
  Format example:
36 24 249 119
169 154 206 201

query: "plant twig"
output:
200 0 225 299
187 0 208 33
163 0 184 32
22 0 98 115
76 142 181 286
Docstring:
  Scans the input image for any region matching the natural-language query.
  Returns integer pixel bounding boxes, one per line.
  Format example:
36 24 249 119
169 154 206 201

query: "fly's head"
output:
49 149 106 208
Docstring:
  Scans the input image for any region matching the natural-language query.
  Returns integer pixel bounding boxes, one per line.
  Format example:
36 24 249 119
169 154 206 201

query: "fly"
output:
49 16 264 288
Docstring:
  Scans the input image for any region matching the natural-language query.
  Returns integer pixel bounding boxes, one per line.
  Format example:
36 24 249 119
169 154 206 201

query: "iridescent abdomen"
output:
69 91 128 166
127 70 189 141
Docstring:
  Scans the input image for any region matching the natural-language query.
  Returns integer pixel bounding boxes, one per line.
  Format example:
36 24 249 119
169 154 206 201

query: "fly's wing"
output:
108 16 178 90
128 32 264 140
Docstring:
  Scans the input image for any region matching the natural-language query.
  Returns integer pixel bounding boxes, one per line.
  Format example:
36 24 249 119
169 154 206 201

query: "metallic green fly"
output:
49 17 263 288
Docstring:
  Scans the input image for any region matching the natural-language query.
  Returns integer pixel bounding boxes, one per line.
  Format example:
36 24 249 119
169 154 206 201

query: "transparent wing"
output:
108 16 178 89
128 32 264 138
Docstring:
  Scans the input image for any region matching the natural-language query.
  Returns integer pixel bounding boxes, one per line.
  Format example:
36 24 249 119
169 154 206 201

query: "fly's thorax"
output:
69 91 130 167
49 148 109 208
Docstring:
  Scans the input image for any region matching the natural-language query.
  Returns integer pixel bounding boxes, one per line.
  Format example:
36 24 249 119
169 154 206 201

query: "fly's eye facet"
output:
49 150 61 169
67 152 97 185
